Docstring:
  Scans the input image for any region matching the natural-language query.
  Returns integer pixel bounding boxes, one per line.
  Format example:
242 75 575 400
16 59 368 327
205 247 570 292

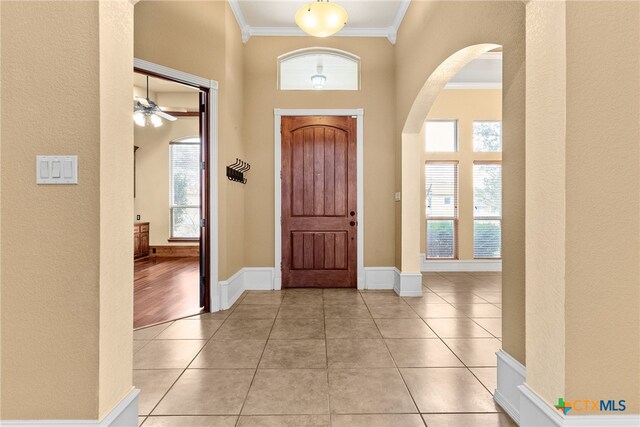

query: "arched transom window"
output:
278 48 360 91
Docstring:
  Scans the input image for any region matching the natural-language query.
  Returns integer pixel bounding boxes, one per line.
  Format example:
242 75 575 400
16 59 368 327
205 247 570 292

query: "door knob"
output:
350 221 356 226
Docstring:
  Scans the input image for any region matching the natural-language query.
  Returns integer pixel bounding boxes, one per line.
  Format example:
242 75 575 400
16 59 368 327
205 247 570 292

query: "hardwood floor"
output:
134 257 201 329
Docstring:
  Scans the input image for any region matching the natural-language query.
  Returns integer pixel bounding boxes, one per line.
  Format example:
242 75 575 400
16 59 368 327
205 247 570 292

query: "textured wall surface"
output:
134 0 245 279
526 1 640 413
563 1 640 413
97 0 135 418
1 0 134 419
525 0 567 404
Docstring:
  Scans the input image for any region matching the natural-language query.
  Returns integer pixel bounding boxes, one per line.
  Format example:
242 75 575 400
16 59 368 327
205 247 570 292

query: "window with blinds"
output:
170 139 201 239
473 162 502 258
425 120 457 152
425 161 458 259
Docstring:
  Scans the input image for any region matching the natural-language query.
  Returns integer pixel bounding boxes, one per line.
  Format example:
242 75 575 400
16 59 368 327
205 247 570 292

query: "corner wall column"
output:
1 0 137 422
522 1 640 423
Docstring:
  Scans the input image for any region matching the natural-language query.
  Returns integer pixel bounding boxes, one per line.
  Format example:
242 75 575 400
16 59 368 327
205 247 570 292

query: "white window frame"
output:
169 137 201 241
473 161 502 259
277 47 361 91
425 119 458 152
425 160 459 260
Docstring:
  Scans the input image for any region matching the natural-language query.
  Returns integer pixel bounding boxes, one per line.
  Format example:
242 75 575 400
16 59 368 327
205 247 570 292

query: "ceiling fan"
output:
133 75 177 127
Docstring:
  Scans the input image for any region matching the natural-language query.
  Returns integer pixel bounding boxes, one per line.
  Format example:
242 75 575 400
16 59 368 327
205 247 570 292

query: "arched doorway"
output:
398 43 501 289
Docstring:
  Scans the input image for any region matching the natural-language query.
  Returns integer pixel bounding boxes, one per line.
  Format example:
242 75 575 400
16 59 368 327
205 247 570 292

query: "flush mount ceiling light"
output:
295 0 348 38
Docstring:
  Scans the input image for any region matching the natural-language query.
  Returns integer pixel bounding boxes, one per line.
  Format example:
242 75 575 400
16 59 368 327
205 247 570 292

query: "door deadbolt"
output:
350 211 356 216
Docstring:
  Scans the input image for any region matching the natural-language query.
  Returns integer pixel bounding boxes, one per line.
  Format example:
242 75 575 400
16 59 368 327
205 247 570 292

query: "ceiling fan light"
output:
133 112 145 127
295 1 348 38
150 113 163 128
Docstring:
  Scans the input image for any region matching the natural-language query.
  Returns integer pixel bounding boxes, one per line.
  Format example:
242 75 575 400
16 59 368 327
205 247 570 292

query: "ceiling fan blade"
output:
135 97 150 107
155 110 177 122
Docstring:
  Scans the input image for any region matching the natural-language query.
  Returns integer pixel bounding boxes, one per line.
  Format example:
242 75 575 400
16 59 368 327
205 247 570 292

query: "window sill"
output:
168 238 199 242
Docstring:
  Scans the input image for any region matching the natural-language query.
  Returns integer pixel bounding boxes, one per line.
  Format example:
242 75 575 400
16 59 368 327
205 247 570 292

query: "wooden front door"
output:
281 116 357 288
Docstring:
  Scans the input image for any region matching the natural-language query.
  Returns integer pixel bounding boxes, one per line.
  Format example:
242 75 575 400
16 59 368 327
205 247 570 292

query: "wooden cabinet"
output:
134 222 150 259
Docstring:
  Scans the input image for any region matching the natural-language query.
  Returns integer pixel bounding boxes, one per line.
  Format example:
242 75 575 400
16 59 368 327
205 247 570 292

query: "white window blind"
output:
170 141 200 239
473 162 502 258
473 121 502 152
425 120 457 152
425 162 458 259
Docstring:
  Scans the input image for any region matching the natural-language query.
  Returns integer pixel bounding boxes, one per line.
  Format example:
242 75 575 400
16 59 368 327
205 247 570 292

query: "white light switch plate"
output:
36 155 78 184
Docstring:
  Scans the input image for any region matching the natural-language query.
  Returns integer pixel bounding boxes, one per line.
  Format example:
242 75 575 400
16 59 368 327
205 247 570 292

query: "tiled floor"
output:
134 272 516 426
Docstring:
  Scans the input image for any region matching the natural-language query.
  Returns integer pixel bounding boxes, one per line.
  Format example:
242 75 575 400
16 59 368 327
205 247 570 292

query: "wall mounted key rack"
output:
226 158 250 184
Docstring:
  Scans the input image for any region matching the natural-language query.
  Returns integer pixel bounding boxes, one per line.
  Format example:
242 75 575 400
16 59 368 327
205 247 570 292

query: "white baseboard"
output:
243 267 275 290
1 389 139 426
394 270 423 297
495 350 526 425
363 267 396 290
519 384 640 427
219 267 275 309
421 254 502 272
219 269 246 310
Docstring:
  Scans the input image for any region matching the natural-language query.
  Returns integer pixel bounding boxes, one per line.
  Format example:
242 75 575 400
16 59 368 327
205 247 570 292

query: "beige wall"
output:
421 89 502 259
525 0 567 405
526 0 640 413
135 0 245 279
135 117 200 246
395 0 526 363
242 37 396 268
564 3 639 412
1 0 133 420
97 1 135 417
219 2 246 279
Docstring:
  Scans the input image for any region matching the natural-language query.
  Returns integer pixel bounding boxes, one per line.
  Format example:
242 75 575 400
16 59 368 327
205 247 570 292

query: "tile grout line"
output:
404 289 502 402
322 290 333 427
234 290 285 426
136 274 503 424
362 294 427 426
415 302 501 399
140 297 242 420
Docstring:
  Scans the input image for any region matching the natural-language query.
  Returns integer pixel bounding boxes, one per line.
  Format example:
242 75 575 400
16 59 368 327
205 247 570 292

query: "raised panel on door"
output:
281 116 357 288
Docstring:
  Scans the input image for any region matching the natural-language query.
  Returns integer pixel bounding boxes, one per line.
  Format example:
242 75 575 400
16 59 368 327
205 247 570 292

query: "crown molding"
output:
391 0 411 41
227 0 410 44
246 26 397 43
227 0 251 42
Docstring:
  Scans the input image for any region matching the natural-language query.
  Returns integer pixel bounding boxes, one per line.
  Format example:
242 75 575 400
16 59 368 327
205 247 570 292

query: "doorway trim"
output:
134 58 219 311
274 108 364 290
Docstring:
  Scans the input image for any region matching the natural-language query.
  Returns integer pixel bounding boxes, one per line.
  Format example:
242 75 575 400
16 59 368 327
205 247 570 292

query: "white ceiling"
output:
230 0 411 43
446 52 502 89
